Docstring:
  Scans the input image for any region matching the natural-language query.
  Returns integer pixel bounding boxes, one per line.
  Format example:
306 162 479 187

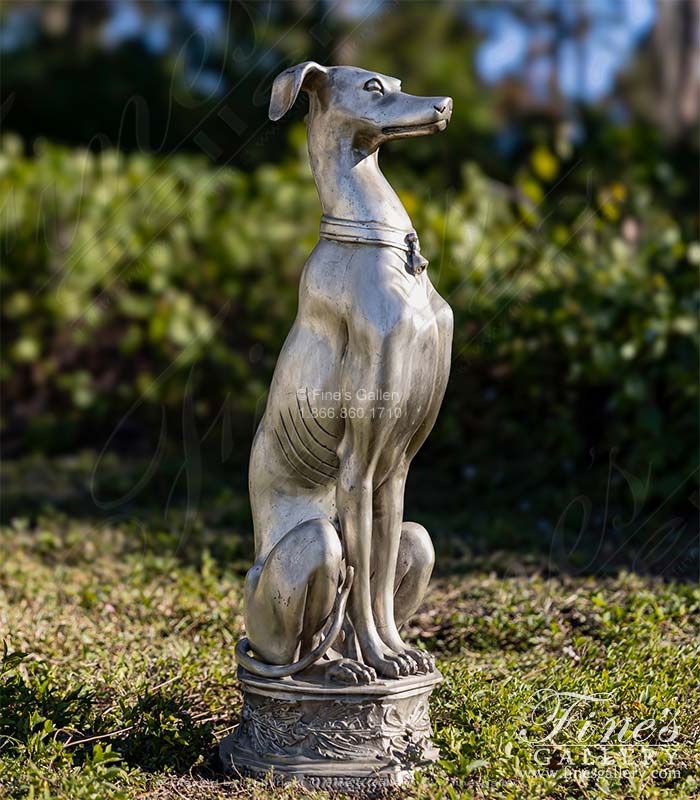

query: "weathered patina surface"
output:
225 62 453 786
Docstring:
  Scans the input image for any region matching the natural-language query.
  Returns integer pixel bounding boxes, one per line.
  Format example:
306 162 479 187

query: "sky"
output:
472 0 657 101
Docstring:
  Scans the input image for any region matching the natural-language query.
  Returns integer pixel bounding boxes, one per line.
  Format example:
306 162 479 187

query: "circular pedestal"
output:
220 666 442 792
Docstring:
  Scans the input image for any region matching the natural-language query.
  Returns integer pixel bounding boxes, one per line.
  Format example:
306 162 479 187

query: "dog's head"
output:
269 62 452 152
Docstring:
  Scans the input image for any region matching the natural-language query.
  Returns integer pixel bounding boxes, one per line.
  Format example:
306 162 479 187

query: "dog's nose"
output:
434 98 453 115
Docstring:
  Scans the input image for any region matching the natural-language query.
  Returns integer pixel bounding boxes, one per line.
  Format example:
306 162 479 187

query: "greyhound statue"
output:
235 62 453 686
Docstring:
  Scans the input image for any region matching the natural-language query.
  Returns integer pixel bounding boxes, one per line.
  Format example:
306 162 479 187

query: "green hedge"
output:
1 131 697 501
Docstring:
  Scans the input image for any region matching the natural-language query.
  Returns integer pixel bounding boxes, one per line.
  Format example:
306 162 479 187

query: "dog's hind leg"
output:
244 518 342 665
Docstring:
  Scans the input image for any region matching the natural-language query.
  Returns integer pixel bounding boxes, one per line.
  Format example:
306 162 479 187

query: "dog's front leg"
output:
371 466 406 653
336 445 413 679
335 329 415 679
372 468 434 673
371 464 408 653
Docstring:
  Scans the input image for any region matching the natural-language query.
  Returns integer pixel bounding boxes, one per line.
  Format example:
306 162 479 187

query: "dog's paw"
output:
403 647 435 674
326 658 377 685
393 651 418 676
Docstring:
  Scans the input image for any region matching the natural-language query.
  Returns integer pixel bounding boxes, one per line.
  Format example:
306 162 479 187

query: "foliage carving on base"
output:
233 691 435 765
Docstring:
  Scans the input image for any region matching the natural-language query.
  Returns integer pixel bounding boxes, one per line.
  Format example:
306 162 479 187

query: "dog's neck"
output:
307 129 412 230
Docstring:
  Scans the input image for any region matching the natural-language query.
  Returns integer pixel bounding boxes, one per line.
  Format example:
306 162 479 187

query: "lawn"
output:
1 457 699 800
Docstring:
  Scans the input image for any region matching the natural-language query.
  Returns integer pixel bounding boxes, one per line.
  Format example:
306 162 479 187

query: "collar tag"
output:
405 232 429 276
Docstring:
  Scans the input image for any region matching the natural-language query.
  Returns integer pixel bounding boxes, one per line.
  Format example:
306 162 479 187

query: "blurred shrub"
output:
1 131 697 501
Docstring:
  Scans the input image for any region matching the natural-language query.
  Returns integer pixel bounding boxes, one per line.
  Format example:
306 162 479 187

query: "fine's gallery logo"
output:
518 689 682 764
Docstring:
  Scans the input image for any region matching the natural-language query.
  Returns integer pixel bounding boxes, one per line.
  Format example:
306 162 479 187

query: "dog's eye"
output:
363 78 384 95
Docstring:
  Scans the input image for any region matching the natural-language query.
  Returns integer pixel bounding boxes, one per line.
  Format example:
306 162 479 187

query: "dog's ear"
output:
269 61 328 121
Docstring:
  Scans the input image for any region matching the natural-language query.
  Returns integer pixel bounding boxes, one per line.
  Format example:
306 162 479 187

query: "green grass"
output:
1 469 699 799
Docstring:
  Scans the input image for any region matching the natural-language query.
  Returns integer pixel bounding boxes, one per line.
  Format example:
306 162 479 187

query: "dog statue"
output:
235 63 453 684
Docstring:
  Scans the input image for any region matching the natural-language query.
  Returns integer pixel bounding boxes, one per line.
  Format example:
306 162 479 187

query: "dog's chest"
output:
396 297 444 412
298 238 451 436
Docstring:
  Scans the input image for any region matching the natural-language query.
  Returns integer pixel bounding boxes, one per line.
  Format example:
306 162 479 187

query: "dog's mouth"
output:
381 118 449 137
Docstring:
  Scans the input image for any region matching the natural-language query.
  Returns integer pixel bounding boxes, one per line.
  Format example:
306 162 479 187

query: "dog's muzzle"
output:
319 216 429 276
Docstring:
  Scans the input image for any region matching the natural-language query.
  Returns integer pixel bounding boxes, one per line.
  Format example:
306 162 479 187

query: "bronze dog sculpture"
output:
236 62 453 684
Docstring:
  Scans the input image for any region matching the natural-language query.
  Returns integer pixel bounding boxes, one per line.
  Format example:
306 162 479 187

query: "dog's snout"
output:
433 98 453 116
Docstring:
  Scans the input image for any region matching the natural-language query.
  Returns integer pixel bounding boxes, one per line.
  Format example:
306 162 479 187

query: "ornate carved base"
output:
220 665 442 790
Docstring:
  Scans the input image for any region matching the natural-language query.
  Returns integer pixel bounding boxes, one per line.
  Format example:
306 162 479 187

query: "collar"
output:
319 215 429 276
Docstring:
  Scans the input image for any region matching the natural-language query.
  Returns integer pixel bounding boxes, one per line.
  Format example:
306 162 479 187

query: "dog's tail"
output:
234 566 354 679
